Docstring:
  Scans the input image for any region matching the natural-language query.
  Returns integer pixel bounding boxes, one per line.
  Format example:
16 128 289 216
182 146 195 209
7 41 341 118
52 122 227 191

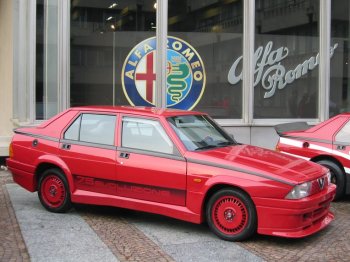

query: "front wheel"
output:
316 160 345 200
206 188 257 241
38 168 72 213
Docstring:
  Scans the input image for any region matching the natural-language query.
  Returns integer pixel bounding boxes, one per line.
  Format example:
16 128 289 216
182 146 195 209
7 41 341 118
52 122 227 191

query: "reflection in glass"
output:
254 0 320 118
70 0 156 107
168 0 243 119
330 0 350 116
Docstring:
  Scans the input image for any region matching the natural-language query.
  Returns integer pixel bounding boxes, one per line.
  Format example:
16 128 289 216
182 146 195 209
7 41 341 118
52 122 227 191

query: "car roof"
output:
69 106 204 117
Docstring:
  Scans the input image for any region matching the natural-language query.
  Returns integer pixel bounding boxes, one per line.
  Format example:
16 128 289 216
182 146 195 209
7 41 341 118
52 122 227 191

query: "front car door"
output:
116 115 187 206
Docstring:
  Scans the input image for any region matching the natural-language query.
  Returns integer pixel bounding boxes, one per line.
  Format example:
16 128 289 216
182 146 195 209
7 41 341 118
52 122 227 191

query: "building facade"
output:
0 0 349 156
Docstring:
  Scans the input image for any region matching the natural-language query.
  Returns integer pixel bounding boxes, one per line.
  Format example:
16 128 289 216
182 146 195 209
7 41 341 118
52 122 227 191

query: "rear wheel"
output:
206 188 257 241
316 160 345 200
38 168 72 213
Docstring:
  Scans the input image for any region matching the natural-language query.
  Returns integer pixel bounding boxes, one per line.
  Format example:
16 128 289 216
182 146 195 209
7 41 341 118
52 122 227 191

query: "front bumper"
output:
253 184 336 238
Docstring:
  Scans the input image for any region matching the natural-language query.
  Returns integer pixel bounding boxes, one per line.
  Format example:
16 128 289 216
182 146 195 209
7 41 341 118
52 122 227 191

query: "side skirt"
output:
71 189 202 224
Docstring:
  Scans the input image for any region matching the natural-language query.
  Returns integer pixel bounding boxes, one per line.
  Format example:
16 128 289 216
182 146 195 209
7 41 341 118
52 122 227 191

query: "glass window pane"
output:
70 1 156 107
335 120 350 143
122 117 175 154
330 0 350 116
254 0 319 118
64 115 81 140
168 0 243 118
80 114 116 145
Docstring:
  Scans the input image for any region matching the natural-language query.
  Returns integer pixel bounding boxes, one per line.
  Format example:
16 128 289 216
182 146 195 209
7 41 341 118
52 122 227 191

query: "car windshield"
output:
167 115 237 151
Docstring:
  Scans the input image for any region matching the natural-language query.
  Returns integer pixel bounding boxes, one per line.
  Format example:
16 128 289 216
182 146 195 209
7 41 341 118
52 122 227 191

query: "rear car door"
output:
59 112 118 195
116 115 187 206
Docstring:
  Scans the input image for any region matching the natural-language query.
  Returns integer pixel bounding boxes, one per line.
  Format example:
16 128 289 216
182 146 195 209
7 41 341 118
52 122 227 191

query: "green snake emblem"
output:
167 62 190 103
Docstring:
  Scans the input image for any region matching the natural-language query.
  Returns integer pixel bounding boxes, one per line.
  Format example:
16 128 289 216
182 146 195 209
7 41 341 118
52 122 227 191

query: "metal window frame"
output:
243 0 255 125
155 0 167 108
319 0 331 122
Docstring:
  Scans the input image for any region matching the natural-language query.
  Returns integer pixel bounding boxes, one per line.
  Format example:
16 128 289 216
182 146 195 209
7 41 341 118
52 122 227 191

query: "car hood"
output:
185 144 326 185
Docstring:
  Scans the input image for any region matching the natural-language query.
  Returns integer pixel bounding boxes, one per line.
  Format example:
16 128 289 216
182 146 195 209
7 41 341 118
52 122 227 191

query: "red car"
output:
7 106 335 241
276 113 350 200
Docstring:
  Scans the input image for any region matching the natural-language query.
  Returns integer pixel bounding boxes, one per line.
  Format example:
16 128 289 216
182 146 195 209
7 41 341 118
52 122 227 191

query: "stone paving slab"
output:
127 213 264 262
79 205 174 262
6 184 119 262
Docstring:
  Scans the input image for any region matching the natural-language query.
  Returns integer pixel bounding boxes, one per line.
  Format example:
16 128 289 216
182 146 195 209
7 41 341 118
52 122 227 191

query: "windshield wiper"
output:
217 141 236 146
195 145 218 151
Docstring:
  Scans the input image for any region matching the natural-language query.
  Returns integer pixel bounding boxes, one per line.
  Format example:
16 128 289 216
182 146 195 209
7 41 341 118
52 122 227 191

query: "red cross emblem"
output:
135 52 156 103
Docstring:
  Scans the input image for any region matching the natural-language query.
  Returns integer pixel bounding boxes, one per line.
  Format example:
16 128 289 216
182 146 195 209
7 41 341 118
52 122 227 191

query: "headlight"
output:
285 182 311 199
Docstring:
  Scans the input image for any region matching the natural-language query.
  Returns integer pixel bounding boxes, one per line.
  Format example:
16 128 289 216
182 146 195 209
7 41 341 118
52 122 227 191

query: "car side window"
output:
64 114 116 145
335 120 350 144
122 117 176 155
64 115 81 140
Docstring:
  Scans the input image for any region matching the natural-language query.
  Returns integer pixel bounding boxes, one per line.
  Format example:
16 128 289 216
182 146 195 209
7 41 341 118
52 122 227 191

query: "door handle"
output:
62 144 71 150
337 145 346 150
119 152 130 159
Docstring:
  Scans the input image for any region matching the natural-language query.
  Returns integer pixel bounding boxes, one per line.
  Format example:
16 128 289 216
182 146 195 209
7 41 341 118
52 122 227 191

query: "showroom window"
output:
29 1 343 123
253 0 320 119
330 0 350 117
168 0 243 119
70 0 156 107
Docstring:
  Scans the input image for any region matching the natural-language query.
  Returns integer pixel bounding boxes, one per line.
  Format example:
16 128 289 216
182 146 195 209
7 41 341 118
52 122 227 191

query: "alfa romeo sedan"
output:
7 106 335 241
275 113 350 200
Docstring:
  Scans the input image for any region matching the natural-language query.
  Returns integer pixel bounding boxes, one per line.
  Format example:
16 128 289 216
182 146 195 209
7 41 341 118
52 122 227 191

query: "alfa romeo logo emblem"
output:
122 36 206 110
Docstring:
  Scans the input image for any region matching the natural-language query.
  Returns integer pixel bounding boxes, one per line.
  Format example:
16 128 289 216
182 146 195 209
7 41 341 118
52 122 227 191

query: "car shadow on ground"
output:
74 203 210 234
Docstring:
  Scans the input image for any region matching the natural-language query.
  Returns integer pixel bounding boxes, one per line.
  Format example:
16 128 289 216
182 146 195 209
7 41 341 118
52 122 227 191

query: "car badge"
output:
122 36 206 110
318 177 325 190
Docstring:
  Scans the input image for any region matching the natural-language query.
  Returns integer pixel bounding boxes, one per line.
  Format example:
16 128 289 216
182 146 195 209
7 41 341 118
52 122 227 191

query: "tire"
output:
206 188 257 241
38 168 72 213
316 160 345 200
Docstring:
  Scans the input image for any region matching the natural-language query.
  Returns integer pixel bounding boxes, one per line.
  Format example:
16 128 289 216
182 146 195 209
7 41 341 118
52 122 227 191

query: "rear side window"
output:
64 114 116 145
64 115 81 140
335 120 350 144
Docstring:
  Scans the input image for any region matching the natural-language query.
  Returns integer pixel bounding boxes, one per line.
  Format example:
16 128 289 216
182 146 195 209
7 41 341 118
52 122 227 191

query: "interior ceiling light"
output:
108 3 117 9
106 16 113 21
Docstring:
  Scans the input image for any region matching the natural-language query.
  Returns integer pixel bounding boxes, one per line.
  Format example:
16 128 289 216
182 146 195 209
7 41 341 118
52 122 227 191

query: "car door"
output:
59 112 118 195
116 115 187 206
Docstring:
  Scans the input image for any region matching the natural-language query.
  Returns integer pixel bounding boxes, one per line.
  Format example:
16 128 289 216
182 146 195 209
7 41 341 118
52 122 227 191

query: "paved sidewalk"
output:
6 184 118 262
1 169 350 262
0 170 29 261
